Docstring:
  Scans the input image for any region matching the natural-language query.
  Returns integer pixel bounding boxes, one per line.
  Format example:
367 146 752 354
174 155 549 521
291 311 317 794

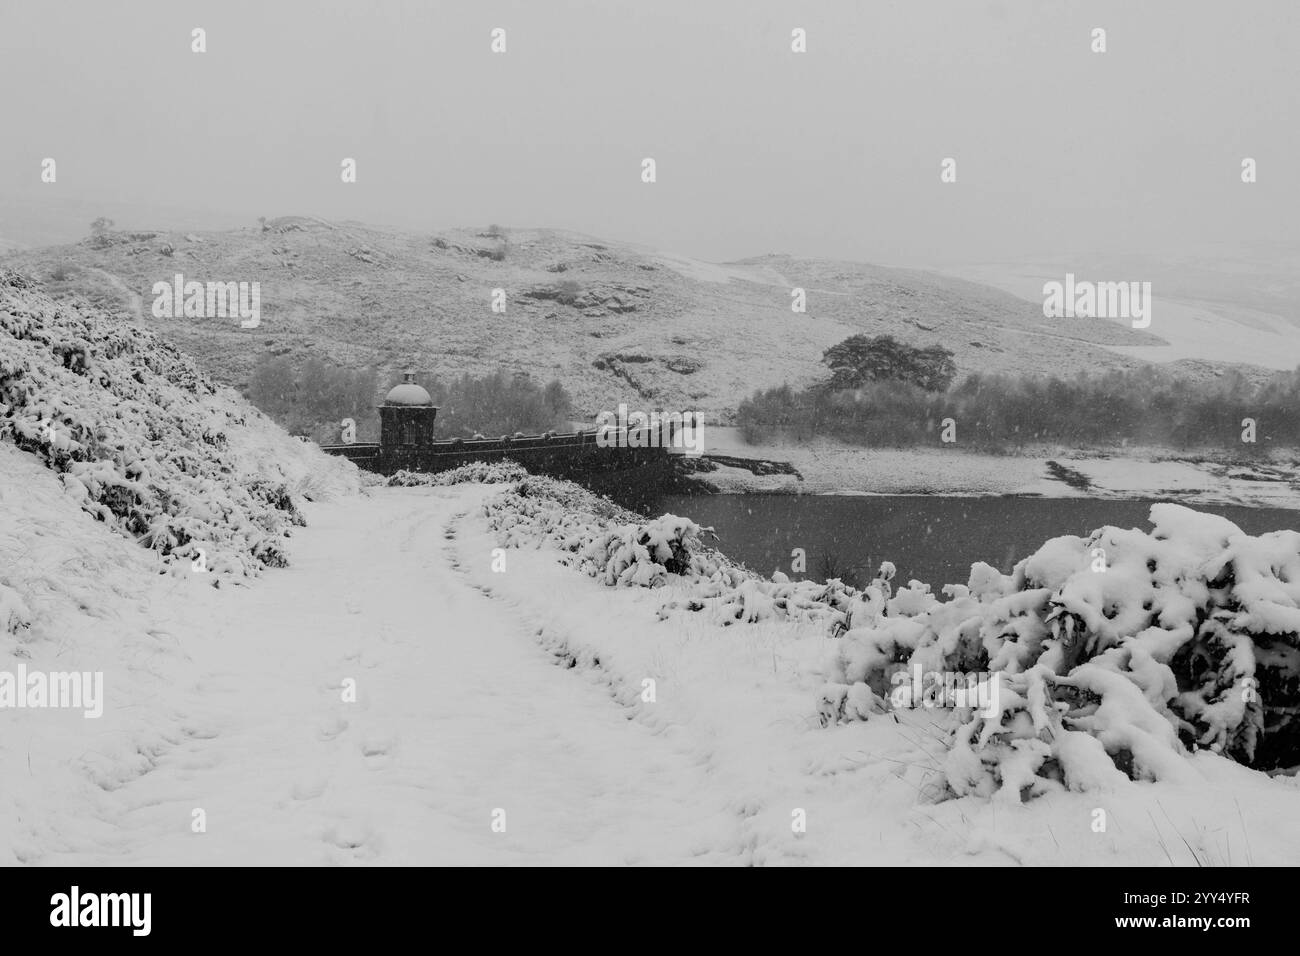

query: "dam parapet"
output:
319 372 674 484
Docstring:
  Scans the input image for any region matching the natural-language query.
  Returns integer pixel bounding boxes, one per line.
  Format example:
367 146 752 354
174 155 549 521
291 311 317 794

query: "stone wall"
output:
322 431 672 482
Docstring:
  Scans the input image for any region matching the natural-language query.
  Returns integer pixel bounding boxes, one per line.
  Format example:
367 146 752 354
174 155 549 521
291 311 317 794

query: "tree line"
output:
737 334 1300 452
245 357 573 444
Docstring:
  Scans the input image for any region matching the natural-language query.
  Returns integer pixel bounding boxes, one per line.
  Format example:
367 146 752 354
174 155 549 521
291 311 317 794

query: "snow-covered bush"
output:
387 461 528 486
0 270 359 577
0 581 32 635
482 463 1297 792
485 476 728 581
820 503 1300 799
483 477 860 627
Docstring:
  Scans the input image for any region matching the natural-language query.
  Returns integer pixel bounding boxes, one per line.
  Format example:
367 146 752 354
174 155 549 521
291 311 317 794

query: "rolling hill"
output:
2 217 1205 425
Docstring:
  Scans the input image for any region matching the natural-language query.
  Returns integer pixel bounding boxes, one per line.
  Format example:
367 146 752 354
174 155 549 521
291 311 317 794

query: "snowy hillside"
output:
0 270 359 577
0 269 365 863
0 220 1171 423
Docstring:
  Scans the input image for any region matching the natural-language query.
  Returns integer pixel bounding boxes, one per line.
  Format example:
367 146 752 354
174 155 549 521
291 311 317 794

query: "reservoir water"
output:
643 494 1300 589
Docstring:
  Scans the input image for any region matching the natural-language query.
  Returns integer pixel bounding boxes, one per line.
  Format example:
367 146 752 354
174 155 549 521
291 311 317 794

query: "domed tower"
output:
379 371 438 447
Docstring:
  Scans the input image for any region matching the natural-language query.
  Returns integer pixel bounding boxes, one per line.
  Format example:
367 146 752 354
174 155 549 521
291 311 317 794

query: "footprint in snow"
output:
289 777 328 801
322 821 382 861
317 715 348 740
360 731 397 760
180 722 220 740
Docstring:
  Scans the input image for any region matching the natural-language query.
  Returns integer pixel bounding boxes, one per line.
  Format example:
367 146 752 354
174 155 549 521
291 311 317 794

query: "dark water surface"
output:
643 494 1300 589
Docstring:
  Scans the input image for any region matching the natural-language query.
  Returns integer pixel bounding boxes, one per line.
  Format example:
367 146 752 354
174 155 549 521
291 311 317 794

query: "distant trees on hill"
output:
246 357 380 443
415 368 572 438
739 336 1300 453
88 218 116 249
479 224 509 261
244 357 573 445
822 334 956 392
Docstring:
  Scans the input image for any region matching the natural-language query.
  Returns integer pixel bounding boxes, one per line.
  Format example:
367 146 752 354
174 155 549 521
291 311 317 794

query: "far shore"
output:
684 427 1300 511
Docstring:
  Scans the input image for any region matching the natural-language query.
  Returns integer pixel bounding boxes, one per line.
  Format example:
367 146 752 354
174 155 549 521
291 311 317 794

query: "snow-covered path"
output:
19 476 1300 867
62 488 738 865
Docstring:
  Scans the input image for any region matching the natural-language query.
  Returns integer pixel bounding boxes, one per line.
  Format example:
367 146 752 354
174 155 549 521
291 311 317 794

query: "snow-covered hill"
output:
0 219 1175 423
0 270 359 576
0 269 365 861
2 272 1296 864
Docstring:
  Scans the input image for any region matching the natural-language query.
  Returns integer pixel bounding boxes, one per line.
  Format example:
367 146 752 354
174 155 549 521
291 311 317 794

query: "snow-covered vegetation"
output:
246 360 574 445
823 503 1300 794
0 270 359 578
482 479 1300 798
484 474 862 623
739 364 1300 453
387 461 529 486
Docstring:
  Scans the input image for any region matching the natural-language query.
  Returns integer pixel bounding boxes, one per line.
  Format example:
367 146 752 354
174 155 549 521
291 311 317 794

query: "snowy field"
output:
700 427 1300 509
6 445 1298 865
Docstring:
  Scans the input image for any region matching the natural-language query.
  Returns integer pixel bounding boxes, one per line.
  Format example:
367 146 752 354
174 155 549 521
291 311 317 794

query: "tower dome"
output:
384 371 432 406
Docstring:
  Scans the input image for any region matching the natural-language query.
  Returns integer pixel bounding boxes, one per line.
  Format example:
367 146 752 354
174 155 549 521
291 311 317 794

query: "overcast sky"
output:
1 0 1296 266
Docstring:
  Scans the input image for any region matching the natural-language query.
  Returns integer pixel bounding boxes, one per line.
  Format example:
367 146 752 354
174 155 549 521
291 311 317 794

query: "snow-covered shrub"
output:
697 571 859 627
482 477 861 628
821 503 1300 799
0 581 32 635
484 477 724 581
387 461 528 486
0 270 359 577
482 466 1298 790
